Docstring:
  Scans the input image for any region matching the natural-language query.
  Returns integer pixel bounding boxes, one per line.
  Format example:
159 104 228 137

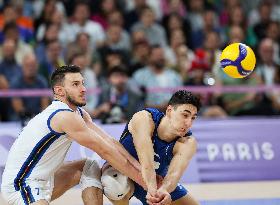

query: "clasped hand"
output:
146 187 171 205
146 175 171 205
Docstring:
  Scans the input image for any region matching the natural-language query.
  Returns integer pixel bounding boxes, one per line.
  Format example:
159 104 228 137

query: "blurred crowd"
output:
0 0 280 123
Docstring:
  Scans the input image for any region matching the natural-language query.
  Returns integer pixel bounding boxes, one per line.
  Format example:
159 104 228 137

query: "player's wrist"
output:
147 186 157 196
159 181 173 193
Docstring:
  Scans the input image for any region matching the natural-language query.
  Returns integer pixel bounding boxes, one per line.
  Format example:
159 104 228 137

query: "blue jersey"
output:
119 108 192 204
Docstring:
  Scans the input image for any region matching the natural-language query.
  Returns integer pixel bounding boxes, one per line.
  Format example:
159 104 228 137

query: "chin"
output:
79 102 86 107
178 131 186 137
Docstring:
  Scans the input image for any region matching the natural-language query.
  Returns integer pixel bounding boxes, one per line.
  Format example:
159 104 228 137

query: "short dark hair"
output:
168 90 201 111
108 65 128 77
50 65 81 91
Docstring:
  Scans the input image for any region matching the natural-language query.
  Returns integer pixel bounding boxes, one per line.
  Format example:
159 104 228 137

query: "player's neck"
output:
53 96 78 111
158 116 177 142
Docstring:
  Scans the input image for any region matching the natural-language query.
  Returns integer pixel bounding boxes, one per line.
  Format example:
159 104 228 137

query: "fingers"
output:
146 191 171 205
146 192 162 204
159 194 172 205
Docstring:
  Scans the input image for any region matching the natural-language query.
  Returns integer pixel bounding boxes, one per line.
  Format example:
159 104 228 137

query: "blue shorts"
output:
133 183 187 204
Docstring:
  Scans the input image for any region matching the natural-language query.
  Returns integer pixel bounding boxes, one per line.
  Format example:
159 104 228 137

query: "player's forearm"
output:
100 145 146 189
88 122 142 175
160 172 181 193
85 120 146 188
111 138 141 171
140 160 157 193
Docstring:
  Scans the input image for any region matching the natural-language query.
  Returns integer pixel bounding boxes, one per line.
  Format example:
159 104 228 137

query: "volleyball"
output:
220 43 256 78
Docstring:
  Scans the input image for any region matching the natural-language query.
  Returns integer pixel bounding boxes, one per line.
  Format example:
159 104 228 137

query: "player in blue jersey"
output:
101 90 201 205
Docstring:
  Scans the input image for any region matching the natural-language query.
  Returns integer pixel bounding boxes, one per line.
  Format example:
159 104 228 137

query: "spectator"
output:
66 32 102 79
38 39 65 82
35 23 60 64
98 47 128 78
253 1 272 41
9 53 49 121
0 74 9 121
0 21 33 65
0 4 34 44
191 9 220 49
219 0 241 27
270 66 280 114
131 6 168 47
266 21 280 64
256 38 279 85
129 38 150 76
124 0 147 30
186 0 206 32
173 44 194 81
69 1 105 48
248 0 280 26
227 25 246 44
161 12 192 49
34 0 65 32
219 73 260 116
0 38 22 83
203 31 222 83
93 65 144 123
164 28 193 68
91 0 118 30
0 38 22 122
36 8 72 47
133 45 182 111
161 0 187 17
222 5 257 47
107 9 125 28
105 23 131 51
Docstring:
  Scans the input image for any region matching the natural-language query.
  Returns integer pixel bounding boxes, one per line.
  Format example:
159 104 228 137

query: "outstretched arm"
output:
160 137 197 193
128 110 157 195
82 110 142 175
50 111 145 189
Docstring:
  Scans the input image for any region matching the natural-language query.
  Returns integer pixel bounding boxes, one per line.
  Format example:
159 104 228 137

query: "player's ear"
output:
166 105 172 117
54 85 64 96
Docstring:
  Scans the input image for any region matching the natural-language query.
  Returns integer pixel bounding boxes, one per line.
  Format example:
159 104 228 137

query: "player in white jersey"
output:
1 65 151 205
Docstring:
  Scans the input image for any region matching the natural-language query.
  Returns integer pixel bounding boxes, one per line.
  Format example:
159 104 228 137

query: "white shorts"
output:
1 175 54 205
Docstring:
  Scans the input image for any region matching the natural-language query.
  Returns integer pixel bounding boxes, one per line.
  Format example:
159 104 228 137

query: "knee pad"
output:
79 159 102 191
101 165 134 201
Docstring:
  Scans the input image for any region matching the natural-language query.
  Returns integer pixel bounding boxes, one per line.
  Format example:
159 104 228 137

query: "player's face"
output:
63 73 86 107
167 104 197 137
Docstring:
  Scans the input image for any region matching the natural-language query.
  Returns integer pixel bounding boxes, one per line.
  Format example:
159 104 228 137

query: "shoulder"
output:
129 110 155 128
48 109 77 134
131 109 153 121
165 69 182 78
144 107 164 121
133 67 149 78
128 110 155 136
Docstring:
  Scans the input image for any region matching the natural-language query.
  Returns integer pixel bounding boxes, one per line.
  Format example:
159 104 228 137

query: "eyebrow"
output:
71 80 82 83
183 110 198 116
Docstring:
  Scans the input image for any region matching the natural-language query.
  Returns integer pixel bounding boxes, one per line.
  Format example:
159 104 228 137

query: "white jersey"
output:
1 100 84 191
